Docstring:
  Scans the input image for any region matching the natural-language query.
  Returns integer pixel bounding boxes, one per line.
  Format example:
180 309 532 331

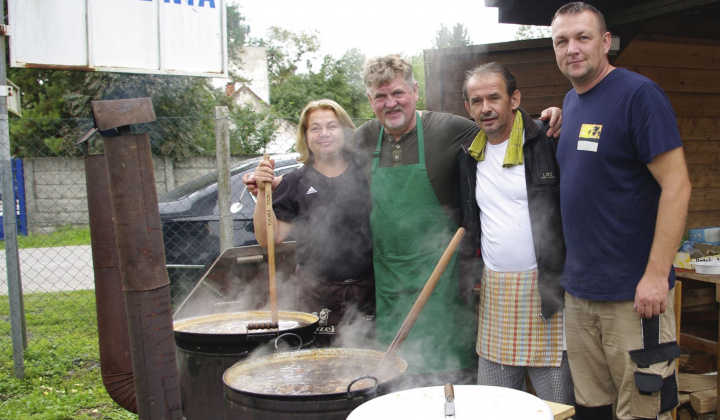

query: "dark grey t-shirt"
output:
273 160 373 281
355 111 478 225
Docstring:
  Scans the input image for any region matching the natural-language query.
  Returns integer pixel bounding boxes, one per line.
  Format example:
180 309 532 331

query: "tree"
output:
63 72 218 159
407 54 426 111
226 104 279 156
515 25 552 40
434 23 472 49
269 49 373 120
323 48 373 118
8 69 88 157
336 48 367 100
252 27 321 87
226 3 251 82
7 69 219 159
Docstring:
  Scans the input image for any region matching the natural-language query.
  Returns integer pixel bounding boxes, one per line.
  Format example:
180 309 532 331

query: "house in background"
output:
222 46 296 154
228 46 271 105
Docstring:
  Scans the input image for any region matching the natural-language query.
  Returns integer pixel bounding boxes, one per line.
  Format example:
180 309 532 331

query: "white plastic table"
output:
347 385 554 420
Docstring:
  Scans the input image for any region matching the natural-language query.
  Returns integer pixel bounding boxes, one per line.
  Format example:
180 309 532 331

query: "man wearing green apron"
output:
355 55 483 385
356 55 562 386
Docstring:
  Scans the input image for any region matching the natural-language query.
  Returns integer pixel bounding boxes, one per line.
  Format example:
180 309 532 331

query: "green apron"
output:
370 112 476 374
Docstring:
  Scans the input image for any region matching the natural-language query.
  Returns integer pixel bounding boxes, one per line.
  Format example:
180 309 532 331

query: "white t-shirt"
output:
475 136 537 272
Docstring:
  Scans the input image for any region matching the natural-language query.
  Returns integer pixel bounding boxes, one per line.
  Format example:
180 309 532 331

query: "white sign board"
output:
8 0 227 78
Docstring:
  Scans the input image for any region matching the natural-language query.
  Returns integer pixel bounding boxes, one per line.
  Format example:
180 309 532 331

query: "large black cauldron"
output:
223 348 407 420
175 310 318 420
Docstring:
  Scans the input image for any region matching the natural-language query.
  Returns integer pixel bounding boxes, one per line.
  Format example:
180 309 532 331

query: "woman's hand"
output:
244 159 283 196
253 159 275 191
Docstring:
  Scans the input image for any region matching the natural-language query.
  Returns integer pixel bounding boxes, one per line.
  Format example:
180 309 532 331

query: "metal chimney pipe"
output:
90 98 183 420
84 152 137 413
103 133 183 420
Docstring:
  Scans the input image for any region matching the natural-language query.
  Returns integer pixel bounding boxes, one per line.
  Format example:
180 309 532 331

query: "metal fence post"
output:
0 0 26 378
215 106 233 254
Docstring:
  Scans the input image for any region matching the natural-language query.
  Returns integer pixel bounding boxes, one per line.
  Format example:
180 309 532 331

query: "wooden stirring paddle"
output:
262 153 279 326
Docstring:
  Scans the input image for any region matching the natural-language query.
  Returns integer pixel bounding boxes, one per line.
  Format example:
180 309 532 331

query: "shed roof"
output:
486 0 720 38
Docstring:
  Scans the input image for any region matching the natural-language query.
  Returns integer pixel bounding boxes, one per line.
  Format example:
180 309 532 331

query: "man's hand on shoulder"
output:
540 107 562 138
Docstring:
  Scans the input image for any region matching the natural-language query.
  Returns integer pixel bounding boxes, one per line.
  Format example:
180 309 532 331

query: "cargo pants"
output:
565 292 679 420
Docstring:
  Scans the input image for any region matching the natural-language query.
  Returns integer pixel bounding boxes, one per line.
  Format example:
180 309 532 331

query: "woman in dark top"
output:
253 99 374 347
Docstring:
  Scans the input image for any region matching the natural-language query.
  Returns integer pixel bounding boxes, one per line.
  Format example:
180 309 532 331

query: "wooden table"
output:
675 268 720 418
544 400 575 420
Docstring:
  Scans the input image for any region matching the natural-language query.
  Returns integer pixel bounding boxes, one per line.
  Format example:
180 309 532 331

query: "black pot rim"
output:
174 310 318 353
222 348 408 399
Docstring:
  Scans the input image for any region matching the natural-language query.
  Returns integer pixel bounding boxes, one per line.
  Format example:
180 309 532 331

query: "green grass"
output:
0 225 92 250
0 290 137 420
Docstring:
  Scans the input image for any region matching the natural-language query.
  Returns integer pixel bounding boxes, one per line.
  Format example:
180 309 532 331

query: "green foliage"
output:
42 137 66 155
515 25 552 40
253 27 321 87
226 3 251 82
434 23 472 49
8 69 86 120
407 54 427 110
0 225 91 250
270 49 373 120
0 290 137 419
205 84 282 156
9 63 217 160
72 72 217 160
8 69 91 158
228 104 279 155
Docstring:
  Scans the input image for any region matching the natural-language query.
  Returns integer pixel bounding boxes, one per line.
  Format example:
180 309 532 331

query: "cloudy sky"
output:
236 0 526 60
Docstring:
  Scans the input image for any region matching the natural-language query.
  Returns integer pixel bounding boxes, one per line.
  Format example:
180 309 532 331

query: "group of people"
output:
246 2 692 419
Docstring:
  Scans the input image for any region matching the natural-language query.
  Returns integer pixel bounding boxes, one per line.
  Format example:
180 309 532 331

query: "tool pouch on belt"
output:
628 316 680 416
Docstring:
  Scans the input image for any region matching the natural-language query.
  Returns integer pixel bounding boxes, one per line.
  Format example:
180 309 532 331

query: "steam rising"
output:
173 204 475 392
173 249 300 320
172 243 377 353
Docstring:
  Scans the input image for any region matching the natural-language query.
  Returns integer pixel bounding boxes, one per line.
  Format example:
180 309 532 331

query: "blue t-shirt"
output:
557 68 681 300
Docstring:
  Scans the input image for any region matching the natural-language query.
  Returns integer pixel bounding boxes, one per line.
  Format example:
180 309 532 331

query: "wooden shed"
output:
424 0 720 230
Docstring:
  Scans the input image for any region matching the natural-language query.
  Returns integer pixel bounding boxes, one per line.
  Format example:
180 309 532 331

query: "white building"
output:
220 46 296 154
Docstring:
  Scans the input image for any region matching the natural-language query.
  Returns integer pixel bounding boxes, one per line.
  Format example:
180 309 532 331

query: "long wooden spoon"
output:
262 153 279 326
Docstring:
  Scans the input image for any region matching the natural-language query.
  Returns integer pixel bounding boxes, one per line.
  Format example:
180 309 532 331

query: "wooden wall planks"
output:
615 36 720 232
424 34 719 232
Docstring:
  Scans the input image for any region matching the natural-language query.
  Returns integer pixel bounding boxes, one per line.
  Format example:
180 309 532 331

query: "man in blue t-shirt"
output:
551 2 692 420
